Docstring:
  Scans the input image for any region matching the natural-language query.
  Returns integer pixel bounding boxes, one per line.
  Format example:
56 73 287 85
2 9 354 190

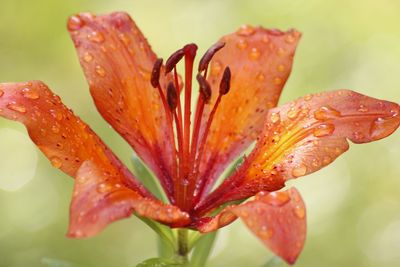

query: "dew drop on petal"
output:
370 117 393 139
277 64 285 72
273 77 282 85
249 48 261 60
50 156 62 169
7 102 26 113
292 164 307 177
314 106 341 121
358 104 368 112
270 112 280 123
83 52 93 63
267 191 291 206
88 31 105 43
285 34 296 44
95 65 106 77
256 72 265 82
21 87 40 100
67 15 84 31
50 110 63 121
293 204 305 219
313 123 335 137
51 124 60 134
259 228 274 239
287 107 299 119
304 94 313 101
237 25 255 36
236 39 248 50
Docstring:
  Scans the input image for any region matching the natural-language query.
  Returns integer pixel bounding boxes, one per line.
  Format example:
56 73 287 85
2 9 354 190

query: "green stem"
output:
177 229 189 263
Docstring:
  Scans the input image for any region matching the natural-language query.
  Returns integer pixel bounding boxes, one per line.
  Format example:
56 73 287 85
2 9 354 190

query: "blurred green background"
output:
0 0 399 266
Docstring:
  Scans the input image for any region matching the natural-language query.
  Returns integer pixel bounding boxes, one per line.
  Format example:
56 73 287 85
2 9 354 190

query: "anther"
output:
219 67 231 95
196 74 212 103
165 49 185 74
151 58 163 88
184 43 198 58
167 82 178 110
198 42 225 72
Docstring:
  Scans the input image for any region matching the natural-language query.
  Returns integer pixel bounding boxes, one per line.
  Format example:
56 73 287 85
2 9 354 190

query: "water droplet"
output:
118 33 131 45
249 48 261 60
273 77 282 85
304 94 313 101
236 39 248 50
259 228 273 239
88 31 104 43
270 112 280 123
277 64 285 72
314 106 341 121
211 61 222 76
267 191 291 206
292 164 307 177
322 155 331 165
358 104 368 112
352 131 364 141
95 65 106 77
0 89 4 97
237 25 255 36
287 107 299 119
262 35 270 43
293 205 305 219
285 34 296 44
83 52 93 62
313 123 335 137
51 124 60 133
277 48 286 56
97 183 109 193
21 87 40 100
370 117 393 139
7 102 26 113
50 110 63 121
50 156 62 168
68 15 84 31
256 72 265 81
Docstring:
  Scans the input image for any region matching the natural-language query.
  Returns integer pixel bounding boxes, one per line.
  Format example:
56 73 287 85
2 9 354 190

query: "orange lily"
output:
0 12 399 264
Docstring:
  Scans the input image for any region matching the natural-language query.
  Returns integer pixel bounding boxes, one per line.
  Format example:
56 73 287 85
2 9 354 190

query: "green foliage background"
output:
0 0 399 266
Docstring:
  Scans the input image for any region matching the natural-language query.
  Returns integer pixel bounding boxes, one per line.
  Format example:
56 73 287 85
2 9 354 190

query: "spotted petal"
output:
69 161 190 238
0 81 189 236
68 12 176 200
194 188 306 265
196 90 400 214
195 26 301 201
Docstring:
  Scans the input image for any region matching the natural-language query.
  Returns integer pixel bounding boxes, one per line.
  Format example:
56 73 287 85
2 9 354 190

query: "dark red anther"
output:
165 49 185 74
151 58 163 88
184 43 198 58
198 42 225 72
219 67 231 95
196 74 212 103
167 82 178 110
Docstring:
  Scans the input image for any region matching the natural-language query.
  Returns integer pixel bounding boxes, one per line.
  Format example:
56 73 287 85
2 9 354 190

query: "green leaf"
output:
189 232 217 267
131 153 167 203
136 258 183 267
41 258 79 267
261 256 282 267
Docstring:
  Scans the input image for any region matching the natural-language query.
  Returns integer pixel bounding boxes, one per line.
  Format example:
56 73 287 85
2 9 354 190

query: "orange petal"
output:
195 188 306 265
196 26 301 200
68 12 176 199
69 161 190 238
196 90 400 214
0 81 147 194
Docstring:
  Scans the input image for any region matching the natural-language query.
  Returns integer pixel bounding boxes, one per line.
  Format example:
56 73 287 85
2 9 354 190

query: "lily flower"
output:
0 12 399 265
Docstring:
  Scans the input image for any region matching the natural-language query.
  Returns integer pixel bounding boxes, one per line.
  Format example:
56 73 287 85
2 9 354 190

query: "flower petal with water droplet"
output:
194 188 306 265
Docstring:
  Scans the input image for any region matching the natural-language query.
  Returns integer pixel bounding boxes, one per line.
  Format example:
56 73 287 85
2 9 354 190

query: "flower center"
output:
151 42 231 211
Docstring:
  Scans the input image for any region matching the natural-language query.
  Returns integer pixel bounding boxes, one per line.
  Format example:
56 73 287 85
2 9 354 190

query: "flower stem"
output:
177 229 189 263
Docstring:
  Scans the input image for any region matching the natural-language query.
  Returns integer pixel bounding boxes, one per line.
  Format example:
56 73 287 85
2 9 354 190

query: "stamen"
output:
165 49 185 73
151 58 163 88
167 82 178 110
198 42 225 73
196 74 212 103
219 67 231 95
191 66 232 204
